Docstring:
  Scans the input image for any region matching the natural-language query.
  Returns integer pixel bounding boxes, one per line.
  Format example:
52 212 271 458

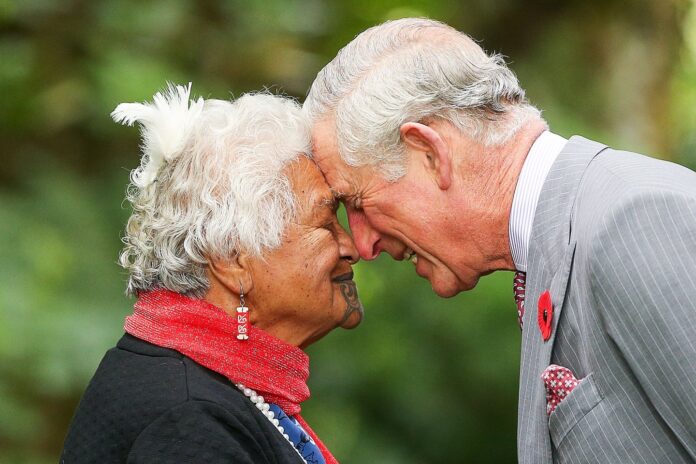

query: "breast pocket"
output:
548 373 604 448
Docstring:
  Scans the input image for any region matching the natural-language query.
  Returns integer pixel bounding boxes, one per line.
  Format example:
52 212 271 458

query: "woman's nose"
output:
337 223 360 265
346 206 381 260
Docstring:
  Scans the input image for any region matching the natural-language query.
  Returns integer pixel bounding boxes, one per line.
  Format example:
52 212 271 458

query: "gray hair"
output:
304 18 542 181
112 85 311 297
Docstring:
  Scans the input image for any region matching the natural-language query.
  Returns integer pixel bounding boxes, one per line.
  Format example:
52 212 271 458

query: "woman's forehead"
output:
287 157 336 214
303 185 337 218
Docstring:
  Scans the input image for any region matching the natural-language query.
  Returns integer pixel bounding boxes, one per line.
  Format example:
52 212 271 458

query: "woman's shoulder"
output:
104 333 255 411
62 335 301 463
113 334 249 408
73 334 192 419
61 335 191 462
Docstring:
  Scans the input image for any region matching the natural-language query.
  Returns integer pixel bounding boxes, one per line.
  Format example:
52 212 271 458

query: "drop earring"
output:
236 281 249 341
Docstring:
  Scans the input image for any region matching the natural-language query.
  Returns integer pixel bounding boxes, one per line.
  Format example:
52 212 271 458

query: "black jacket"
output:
60 334 304 463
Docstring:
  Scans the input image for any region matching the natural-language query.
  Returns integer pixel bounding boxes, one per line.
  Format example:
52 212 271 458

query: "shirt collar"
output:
509 131 568 272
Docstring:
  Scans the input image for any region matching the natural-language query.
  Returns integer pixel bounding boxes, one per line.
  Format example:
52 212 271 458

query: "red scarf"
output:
124 289 338 464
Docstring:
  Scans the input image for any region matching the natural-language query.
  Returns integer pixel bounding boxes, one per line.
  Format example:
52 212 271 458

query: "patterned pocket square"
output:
541 364 581 416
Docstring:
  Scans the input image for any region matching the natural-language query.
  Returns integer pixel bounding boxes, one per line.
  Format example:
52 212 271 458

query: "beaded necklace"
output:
236 383 307 463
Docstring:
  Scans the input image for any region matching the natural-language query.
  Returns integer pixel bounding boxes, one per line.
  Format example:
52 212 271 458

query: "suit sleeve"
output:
127 400 273 464
589 189 696 445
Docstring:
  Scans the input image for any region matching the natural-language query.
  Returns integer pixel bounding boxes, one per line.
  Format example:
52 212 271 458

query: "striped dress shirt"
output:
509 131 568 272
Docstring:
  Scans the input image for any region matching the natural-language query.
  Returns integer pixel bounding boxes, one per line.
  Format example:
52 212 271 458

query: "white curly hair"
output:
304 18 543 181
112 84 311 297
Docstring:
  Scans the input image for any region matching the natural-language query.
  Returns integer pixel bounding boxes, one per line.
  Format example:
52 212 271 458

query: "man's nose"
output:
346 206 382 260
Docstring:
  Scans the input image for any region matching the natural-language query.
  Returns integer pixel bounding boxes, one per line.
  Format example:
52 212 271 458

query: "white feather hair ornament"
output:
111 82 204 187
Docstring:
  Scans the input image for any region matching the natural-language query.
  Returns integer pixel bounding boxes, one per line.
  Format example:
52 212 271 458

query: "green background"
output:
1 0 695 462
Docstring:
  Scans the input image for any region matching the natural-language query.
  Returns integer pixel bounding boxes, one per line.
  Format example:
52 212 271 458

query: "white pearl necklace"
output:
235 383 307 463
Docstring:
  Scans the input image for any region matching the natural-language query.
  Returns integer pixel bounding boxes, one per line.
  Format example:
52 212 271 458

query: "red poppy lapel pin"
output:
537 290 553 341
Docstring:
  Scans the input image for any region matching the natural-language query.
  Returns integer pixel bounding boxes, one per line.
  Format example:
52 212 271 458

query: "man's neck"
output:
485 120 547 271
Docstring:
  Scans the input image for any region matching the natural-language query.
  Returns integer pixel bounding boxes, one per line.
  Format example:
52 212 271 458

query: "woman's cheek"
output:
313 232 341 269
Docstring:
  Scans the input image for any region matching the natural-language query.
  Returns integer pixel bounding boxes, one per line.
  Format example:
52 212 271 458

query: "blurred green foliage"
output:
1 0 694 462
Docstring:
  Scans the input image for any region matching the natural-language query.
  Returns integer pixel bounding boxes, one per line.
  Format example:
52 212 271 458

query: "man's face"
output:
312 120 488 297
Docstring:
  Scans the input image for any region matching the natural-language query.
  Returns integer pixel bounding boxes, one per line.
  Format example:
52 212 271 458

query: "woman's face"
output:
247 156 363 348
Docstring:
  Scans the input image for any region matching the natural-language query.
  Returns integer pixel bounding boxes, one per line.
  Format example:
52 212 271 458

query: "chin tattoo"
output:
339 281 364 324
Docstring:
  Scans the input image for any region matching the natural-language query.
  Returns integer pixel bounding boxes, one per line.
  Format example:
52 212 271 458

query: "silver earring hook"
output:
239 280 245 307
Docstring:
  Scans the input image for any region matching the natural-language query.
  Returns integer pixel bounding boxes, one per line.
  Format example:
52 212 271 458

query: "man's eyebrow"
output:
329 188 345 199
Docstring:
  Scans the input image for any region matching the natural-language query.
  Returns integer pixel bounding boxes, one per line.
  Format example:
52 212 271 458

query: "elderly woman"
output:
60 84 362 464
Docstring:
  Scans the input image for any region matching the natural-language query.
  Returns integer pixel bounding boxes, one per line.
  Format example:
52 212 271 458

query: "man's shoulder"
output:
570 144 696 235
580 143 696 196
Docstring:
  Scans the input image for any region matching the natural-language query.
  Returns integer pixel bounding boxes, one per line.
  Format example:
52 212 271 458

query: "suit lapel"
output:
517 136 607 463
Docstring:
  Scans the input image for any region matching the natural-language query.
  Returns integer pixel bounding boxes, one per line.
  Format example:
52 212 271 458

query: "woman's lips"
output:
332 271 354 282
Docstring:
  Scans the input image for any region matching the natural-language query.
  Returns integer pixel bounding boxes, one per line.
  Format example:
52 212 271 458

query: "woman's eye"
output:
352 198 362 210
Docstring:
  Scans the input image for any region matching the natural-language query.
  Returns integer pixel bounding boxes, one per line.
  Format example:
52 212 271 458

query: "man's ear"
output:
400 122 452 190
207 253 254 298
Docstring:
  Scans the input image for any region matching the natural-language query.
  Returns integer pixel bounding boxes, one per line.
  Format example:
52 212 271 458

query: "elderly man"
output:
304 18 696 464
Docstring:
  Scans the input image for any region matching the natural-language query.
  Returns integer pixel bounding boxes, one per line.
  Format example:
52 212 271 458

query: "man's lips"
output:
332 271 354 282
402 247 418 264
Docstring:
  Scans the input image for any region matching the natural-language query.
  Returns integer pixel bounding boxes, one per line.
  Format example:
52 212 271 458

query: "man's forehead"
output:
311 119 340 159
327 187 343 200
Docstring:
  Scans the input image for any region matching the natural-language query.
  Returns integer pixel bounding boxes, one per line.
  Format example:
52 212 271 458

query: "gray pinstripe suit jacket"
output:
517 136 696 463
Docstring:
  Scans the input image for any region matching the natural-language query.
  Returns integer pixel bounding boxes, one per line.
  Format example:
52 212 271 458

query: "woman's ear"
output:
207 253 254 298
400 122 452 190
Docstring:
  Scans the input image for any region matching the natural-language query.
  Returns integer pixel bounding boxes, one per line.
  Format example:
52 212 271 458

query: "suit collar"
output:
524 135 607 355
528 136 607 270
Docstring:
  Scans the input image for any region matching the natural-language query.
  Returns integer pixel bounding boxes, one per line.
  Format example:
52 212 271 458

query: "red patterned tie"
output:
513 271 526 330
